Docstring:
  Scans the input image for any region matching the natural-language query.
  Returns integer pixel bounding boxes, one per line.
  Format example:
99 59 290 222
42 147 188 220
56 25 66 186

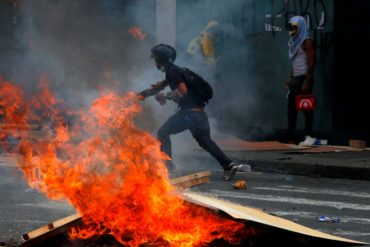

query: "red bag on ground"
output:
295 94 316 110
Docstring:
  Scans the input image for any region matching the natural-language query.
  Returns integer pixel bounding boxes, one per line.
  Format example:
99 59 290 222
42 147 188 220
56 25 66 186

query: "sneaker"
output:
237 162 253 173
299 135 317 146
223 162 238 181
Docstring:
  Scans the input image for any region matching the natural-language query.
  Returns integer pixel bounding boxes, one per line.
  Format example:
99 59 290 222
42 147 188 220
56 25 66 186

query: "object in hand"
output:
137 94 145 100
155 93 166 105
295 94 316 110
138 89 151 98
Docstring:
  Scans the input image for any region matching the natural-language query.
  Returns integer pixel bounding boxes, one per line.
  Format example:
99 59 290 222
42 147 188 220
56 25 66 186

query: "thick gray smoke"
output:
6 0 278 170
1 0 199 169
2 0 330 171
175 0 286 138
4 0 168 132
0 1 171 168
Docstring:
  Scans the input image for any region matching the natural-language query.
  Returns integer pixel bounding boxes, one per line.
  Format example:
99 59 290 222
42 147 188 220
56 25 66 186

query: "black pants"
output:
157 109 231 170
287 75 314 138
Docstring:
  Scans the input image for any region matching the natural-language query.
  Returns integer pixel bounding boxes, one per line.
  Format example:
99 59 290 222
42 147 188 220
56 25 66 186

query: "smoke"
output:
175 0 284 138
0 0 290 171
1 0 167 131
170 0 277 168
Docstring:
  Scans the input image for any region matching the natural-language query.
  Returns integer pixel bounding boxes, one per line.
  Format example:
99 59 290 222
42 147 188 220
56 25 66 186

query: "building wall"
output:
332 0 370 145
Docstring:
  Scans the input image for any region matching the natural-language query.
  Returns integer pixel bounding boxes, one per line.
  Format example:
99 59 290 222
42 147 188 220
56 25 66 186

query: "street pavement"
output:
174 137 370 181
192 171 370 246
228 148 370 181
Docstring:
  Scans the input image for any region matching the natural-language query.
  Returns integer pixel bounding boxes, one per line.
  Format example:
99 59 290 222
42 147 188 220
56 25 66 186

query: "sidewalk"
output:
215 138 370 181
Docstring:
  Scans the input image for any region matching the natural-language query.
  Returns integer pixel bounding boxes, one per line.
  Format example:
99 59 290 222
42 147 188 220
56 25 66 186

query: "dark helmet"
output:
150 44 176 65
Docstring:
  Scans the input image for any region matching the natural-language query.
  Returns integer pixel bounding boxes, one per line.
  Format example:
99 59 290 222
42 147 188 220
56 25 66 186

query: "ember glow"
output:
0 77 249 246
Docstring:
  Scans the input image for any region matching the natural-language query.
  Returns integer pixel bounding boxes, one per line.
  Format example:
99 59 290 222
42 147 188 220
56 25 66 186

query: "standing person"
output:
138 44 240 181
185 20 228 122
285 15 316 145
186 20 220 71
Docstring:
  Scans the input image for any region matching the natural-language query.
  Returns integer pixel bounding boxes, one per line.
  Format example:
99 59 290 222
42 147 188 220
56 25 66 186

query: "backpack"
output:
182 68 213 104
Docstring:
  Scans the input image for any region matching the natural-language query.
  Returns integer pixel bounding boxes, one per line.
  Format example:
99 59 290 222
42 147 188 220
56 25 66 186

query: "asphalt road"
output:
192 170 370 246
0 154 369 246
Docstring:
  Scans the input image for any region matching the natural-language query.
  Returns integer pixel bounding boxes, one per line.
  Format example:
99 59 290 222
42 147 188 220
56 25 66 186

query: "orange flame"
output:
128 27 146 41
0 80 28 127
0 77 251 246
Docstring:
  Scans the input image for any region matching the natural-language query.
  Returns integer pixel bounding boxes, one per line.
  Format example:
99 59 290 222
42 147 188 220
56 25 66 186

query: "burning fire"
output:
0 77 250 246
128 26 146 41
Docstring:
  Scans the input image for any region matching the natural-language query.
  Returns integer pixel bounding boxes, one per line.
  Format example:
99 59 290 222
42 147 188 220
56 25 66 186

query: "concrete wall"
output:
332 0 370 145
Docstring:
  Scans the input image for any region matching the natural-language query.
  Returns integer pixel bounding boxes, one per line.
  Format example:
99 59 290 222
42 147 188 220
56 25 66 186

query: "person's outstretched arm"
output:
137 80 167 100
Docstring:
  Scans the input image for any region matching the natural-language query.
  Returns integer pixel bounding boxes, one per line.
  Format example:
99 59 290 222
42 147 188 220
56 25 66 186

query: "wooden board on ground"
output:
170 170 211 189
184 192 368 246
22 213 81 247
21 171 211 247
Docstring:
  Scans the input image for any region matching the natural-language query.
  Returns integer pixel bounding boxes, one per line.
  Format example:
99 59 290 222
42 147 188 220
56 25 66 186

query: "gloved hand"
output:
137 88 151 100
137 93 145 100
155 93 166 105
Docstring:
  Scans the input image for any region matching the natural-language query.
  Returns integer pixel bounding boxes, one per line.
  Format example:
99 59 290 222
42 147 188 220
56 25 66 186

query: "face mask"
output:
155 62 165 72
288 23 298 37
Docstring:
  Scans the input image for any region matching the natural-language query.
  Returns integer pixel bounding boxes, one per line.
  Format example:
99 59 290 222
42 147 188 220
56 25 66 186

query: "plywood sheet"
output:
184 192 367 246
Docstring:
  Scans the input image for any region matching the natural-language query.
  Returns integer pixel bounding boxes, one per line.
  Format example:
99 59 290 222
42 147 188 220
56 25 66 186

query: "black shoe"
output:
223 162 238 181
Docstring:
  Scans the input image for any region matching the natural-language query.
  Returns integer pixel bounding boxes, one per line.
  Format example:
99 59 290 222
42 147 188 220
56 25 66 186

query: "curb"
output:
241 160 370 181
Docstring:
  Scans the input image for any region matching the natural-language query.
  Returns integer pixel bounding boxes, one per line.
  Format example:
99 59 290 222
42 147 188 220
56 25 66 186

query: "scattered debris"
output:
349 139 366 149
318 216 340 223
232 180 248 189
170 170 211 190
22 213 81 247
